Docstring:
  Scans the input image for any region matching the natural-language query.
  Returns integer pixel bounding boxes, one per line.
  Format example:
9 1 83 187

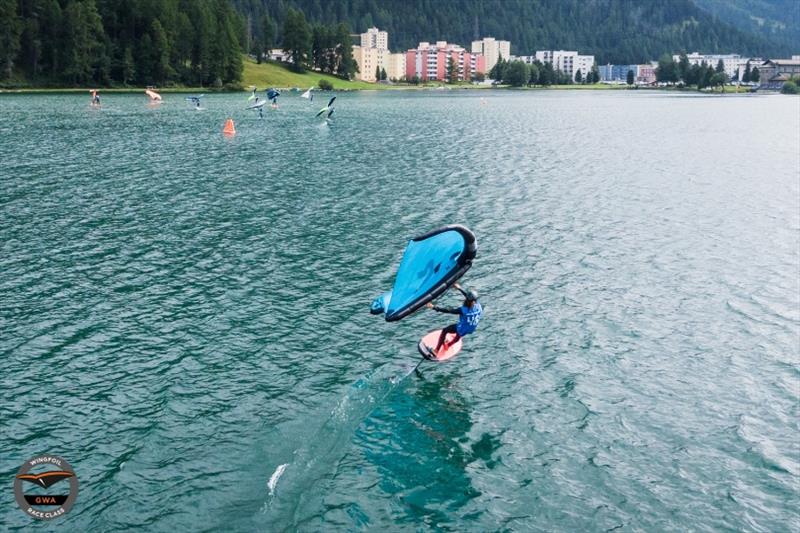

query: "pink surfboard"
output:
417 329 463 361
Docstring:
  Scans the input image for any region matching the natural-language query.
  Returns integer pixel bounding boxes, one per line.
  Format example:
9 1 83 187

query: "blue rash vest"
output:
457 302 483 336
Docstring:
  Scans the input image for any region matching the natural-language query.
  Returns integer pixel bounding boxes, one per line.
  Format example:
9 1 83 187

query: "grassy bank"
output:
0 87 219 94
241 58 379 91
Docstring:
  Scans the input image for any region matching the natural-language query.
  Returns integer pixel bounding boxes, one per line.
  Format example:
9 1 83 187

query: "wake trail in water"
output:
260 358 423 529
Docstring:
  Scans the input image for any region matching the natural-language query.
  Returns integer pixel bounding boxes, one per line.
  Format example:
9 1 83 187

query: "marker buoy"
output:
223 118 236 136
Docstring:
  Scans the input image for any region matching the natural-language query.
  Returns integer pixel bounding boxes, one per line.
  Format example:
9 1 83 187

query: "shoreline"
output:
0 84 755 95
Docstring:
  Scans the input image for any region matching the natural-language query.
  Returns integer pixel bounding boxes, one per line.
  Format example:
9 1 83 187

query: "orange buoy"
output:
223 118 236 136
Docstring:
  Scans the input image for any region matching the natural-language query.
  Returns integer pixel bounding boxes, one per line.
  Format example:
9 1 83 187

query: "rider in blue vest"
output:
425 282 482 357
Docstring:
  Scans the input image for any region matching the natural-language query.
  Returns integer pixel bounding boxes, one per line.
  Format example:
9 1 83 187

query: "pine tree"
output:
335 23 357 79
504 61 529 86
282 8 311 72
447 55 458 83
528 63 539 85
150 19 172 85
0 0 22 80
122 46 135 85
678 53 689 82
61 0 106 85
589 65 600 83
312 25 327 71
626 69 634 85
262 14 274 61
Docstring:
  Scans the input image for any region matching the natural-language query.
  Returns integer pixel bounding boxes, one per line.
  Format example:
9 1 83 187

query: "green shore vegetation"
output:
241 57 376 91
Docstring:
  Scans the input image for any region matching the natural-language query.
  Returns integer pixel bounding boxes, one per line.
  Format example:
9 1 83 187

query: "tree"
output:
527 63 539 85
751 66 760 82
503 60 529 87
335 23 357 79
375 65 381 81
626 69 634 85
312 24 330 71
282 8 311 71
656 53 678 83
698 63 714 89
588 65 600 83
742 62 751 82
380 67 387 81
710 71 728 91
678 53 689 82
715 59 724 73
541 62 556 85
61 0 106 85
149 19 173 85
575 69 582 83
683 65 700 85
781 79 799 94
489 55 506 81
447 55 458 83
0 0 22 80
121 46 135 85
261 14 274 61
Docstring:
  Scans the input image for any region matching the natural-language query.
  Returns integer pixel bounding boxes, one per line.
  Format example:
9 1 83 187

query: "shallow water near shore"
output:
1 90 798 531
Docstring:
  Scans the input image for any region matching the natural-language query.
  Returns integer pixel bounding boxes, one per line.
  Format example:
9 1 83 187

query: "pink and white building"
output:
405 41 486 81
636 63 657 84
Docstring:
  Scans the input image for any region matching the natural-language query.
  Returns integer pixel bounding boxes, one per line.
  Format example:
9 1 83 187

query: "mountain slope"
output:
693 0 800 53
233 0 794 63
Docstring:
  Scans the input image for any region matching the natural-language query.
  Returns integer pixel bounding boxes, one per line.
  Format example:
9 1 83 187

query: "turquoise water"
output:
1 90 798 531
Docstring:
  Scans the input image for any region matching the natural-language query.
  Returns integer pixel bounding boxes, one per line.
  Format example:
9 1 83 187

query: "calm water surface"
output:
1 90 798 531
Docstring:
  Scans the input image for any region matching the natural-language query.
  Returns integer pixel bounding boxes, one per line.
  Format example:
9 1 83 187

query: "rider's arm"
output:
453 282 468 298
431 305 461 315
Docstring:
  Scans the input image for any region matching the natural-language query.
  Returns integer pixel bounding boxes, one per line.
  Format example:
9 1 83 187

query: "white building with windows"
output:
672 53 753 80
534 50 595 81
471 37 511 73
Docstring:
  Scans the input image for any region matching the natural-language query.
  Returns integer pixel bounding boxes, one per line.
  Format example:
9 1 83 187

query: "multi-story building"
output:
575 55 595 79
672 53 750 79
360 27 388 50
758 57 800 90
352 46 389 81
535 50 595 81
352 27 400 82
386 52 407 81
636 63 657 84
471 37 511 73
406 41 486 82
598 64 638 82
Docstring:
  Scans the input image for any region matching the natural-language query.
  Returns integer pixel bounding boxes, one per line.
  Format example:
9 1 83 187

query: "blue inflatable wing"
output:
375 225 477 322
370 291 391 315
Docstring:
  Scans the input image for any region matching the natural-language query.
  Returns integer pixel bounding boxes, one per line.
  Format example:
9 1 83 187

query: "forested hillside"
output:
1 0 795 88
0 0 243 87
693 0 800 52
233 0 794 63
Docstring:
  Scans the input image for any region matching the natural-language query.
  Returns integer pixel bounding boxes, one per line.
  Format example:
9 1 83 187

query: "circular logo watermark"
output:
14 455 78 521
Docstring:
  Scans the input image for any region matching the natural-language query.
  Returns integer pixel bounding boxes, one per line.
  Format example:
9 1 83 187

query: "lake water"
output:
1 90 798 531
